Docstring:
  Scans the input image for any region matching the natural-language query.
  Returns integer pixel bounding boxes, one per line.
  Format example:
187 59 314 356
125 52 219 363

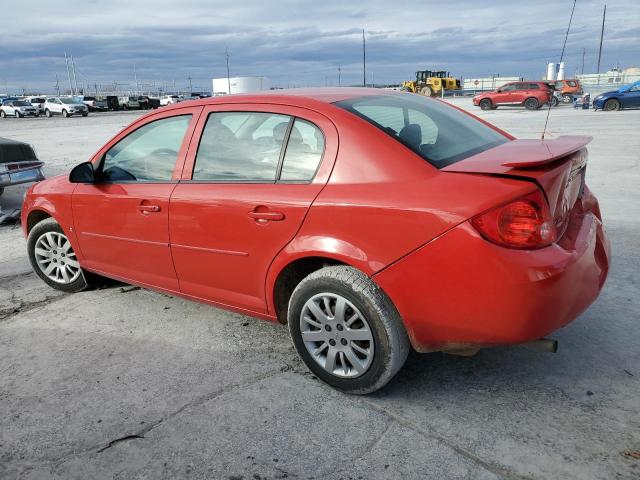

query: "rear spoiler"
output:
442 136 592 173
501 136 591 168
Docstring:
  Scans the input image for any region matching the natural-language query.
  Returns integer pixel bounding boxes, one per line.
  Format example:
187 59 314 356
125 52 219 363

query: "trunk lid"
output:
443 135 591 236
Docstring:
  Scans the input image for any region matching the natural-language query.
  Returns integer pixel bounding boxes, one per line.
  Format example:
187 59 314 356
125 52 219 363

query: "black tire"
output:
288 266 410 394
0 187 4 196
524 97 539 110
15 111 22 118
0 110 6 118
62 109 69 118
562 93 573 103
479 99 493 110
45 109 52 117
420 86 432 97
27 218 88 293
604 99 620 111
82 113 88 117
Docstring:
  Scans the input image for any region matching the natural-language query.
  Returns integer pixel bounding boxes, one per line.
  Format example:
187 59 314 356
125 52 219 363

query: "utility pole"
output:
134 64 139 96
70 54 78 95
581 47 586 74
188 75 193 94
64 52 73 95
55 74 60 96
338 64 342 86
225 47 231 94
362 29 366 87
597 4 606 73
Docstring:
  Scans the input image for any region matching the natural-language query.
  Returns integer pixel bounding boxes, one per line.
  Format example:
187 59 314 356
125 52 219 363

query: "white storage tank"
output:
211 76 270 95
546 63 556 81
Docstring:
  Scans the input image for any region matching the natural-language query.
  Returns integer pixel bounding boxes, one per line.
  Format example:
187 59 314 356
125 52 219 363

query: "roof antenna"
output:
542 0 577 140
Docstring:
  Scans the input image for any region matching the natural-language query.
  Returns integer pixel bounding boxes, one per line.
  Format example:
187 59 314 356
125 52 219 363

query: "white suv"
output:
0 100 39 118
25 97 46 114
44 97 88 117
160 95 180 106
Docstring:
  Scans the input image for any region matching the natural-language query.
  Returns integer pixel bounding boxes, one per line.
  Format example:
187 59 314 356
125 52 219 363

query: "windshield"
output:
13 101 30 106
335 94 509 168
60 98 77 104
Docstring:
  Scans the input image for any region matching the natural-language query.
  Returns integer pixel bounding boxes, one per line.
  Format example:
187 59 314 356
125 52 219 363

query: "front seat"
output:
399 124 422 150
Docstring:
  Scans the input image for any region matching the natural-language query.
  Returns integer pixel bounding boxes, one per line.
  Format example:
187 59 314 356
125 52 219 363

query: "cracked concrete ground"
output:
1 102 639 479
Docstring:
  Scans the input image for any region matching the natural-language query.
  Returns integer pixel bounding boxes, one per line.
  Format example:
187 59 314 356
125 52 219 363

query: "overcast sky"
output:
1 0 638 93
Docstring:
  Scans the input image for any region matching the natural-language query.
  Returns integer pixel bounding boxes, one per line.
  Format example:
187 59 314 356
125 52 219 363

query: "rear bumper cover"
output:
373 187 610 352
0 166 45 187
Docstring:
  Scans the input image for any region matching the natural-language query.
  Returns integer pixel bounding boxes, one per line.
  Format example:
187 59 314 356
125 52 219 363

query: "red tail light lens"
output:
471 189 557 249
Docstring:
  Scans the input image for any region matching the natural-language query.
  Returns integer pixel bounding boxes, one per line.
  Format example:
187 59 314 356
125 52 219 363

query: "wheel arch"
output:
267 237 383 324
26 209 53 234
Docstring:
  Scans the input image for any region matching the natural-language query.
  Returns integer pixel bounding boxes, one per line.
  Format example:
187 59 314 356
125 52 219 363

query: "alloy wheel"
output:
299 293 374 378
34 232 81 284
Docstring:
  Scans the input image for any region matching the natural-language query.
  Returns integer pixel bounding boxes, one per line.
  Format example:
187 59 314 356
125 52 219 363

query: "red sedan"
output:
22 88 610 394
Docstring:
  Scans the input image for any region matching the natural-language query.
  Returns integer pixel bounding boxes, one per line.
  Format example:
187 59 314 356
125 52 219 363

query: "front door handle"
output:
248 210 285 222
137 204 161 214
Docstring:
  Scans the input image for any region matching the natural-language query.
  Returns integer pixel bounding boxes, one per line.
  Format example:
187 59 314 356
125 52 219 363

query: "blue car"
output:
592 80 640 111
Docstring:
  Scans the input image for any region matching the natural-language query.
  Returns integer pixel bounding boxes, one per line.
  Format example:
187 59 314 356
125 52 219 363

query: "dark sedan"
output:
0 138 45 196
593 81 640 111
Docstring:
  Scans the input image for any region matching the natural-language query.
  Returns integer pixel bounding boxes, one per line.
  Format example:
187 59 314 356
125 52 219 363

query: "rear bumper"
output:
373 187 610 352
0 166 45 187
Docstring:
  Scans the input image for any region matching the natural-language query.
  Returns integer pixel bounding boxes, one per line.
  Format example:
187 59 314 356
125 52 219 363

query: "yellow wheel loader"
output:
402 70 461 96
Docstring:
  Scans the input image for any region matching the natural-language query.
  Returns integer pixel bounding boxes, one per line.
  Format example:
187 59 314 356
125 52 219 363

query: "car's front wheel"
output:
62 109 69 118
45 109 52 117
604 99 620 111
288 266 410 394
27 218 88 292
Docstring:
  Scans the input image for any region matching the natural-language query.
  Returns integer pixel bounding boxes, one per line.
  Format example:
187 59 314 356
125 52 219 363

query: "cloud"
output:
1 0 638 93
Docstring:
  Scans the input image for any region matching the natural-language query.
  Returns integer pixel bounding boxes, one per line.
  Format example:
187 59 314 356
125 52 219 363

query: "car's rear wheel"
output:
0 110 6 118
288 266 410 394
604 99 620 111
45 109 52 117
524 97 540 110
27 218 88 292
479 99 493 110
562 93 573 103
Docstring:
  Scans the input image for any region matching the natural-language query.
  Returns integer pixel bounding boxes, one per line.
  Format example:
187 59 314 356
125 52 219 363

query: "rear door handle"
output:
248 211 285 222
137 204 161 213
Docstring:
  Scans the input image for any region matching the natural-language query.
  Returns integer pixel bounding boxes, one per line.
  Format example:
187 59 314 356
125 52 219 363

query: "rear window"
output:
335 94 508 168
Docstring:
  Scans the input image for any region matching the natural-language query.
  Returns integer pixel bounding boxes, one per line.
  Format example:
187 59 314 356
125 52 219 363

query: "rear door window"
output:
193 112 290 181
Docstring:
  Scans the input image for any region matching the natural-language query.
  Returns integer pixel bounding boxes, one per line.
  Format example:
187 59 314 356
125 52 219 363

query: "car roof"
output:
0 137 29 146
161 87 398 111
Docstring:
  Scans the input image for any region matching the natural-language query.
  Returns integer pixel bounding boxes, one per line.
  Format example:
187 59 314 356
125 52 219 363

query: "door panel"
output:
73 183 179 290
72 106 202 291
170 103 338 313
169 184 323 310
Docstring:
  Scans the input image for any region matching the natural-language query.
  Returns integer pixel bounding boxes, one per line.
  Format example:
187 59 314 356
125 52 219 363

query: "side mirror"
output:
69 161 95 183
495 89 502 93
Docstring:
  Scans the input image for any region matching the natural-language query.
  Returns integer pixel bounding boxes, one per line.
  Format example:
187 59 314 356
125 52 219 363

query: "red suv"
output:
473 82 552 110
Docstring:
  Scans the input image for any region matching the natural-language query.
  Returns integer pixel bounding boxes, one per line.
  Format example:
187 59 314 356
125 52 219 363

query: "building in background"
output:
576 67 640 95
211 76 270 95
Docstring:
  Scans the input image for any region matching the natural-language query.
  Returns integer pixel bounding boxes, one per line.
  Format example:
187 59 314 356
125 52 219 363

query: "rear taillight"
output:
471 189 557 249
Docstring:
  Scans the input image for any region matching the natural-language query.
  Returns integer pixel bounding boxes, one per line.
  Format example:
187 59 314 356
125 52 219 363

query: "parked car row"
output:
471 79 586 111
1 96 89 118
